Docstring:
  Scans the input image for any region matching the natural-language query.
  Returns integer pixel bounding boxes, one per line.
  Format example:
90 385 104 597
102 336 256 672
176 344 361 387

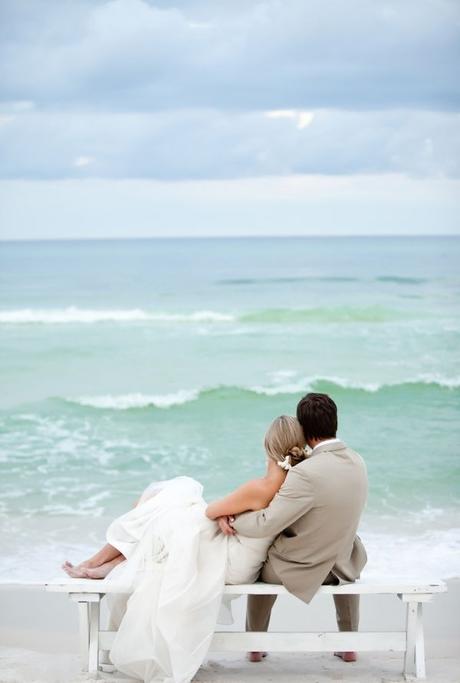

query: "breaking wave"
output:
62 375 460 410
0 308 235 324
0 304 433 325
65 389 200 410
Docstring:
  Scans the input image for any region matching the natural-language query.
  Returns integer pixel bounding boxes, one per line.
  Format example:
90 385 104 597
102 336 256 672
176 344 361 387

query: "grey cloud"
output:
1 108 458 180
1 0 458 182
0 0 459 111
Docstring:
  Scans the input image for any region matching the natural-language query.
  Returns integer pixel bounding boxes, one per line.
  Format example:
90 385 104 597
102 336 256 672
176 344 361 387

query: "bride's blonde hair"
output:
264 415 306 467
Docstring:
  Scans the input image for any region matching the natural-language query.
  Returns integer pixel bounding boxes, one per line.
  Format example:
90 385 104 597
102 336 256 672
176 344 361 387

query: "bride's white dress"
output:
105 476 275 683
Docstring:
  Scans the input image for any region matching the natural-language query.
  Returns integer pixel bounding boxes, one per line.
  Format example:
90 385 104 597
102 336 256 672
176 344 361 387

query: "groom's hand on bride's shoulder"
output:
217 515 236 535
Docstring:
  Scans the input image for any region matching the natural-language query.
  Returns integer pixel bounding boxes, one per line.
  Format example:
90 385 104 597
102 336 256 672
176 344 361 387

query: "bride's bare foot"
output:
62 556 124 580
62 561 90 578
62 558 100 578
84 560 119 579
62 558 98 571
61 562 85 579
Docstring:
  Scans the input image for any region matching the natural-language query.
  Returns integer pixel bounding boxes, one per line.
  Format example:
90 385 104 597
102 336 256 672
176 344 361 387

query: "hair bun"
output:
287 446 306 466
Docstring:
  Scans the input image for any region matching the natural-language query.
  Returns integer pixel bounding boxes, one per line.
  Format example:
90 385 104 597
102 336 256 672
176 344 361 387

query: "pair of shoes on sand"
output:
247 651 357 663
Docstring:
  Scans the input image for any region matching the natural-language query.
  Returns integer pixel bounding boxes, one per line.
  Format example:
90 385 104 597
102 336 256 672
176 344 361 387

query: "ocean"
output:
1 236 459 581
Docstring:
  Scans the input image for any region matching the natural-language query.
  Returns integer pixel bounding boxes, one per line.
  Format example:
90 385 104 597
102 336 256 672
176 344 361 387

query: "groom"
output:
221 392 368 662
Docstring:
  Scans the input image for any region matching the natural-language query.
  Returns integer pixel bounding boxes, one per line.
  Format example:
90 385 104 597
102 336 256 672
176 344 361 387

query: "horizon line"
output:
1 233 459 243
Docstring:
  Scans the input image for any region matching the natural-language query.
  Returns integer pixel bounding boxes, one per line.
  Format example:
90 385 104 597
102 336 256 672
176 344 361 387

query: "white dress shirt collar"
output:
311 437 341 454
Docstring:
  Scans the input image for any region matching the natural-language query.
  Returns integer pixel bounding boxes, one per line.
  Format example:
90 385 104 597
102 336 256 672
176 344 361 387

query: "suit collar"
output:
309 438 346 457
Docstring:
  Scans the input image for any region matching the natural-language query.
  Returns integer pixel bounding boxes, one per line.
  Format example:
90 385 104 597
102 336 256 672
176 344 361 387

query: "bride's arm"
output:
205 460 286 520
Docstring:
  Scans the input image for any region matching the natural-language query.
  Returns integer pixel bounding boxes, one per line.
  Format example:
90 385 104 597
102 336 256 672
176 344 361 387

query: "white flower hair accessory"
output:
277 455 292 471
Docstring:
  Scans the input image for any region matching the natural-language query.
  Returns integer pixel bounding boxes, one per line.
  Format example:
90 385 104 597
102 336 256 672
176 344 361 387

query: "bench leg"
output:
77 602 89 672
88 600 101 674
404 601 426 680
69 593 102 675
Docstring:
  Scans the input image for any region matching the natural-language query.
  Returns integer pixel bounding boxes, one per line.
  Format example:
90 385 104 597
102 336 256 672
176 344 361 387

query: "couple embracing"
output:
63 392 368 682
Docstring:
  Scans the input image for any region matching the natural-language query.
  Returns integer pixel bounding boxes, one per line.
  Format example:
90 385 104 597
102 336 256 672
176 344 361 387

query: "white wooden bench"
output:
37 578 445 680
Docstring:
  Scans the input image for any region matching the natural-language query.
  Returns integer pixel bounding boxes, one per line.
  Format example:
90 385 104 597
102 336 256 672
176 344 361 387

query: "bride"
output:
62 415 307 683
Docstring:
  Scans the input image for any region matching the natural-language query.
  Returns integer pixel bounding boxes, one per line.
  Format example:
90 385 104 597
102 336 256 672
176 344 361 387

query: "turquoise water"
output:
1 237 459 579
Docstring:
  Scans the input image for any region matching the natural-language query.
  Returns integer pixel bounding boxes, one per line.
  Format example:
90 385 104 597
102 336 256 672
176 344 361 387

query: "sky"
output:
0 0 459 239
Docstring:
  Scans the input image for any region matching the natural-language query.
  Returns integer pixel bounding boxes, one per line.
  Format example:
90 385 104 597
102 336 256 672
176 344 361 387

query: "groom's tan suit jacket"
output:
232 439 368 603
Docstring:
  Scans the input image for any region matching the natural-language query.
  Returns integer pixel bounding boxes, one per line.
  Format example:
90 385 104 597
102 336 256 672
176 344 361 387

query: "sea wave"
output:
240 306 405 323
217 276 359 285
376 276 428 285
62 375 460 411
67 389 200 410
0 305 428 326
0 307 235 324
252 373 460 394
218 275 430 286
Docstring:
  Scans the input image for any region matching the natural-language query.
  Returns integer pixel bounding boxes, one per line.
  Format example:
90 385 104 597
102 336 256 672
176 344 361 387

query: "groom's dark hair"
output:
296 393 338 441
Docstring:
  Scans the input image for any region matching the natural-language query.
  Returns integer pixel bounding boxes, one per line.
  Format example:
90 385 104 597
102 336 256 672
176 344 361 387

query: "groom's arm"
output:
232 467 315 538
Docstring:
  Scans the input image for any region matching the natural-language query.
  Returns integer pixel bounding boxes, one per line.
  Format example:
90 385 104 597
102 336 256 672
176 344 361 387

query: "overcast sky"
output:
1 0 459 239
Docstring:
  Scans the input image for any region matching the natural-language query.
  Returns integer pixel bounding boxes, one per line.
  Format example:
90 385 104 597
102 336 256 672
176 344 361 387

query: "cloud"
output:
74 155 95 168
1 108 458 180
0 1 458 236
0 1 458 182
265 110 315 130
0 100 35 113
0 0 459 111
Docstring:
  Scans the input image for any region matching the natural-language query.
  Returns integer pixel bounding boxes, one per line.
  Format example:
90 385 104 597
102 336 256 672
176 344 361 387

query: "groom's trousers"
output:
246 558 359 633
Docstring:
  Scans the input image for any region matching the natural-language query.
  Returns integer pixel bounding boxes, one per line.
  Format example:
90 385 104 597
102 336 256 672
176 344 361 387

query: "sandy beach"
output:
0 578 458 682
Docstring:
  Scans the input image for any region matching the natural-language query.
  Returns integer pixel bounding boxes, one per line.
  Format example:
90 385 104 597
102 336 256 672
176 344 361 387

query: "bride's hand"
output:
216 515 236 536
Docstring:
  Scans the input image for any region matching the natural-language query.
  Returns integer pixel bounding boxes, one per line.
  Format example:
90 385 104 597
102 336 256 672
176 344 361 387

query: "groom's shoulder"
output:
286 460 314 487
291 457 319 479
342 444 367 468
297 443 366 473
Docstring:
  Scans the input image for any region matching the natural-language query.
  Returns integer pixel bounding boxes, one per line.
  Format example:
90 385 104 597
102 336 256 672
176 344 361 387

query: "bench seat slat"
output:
34 579 446 596
211 631 407 652
99 630 407 652
223 582 445 595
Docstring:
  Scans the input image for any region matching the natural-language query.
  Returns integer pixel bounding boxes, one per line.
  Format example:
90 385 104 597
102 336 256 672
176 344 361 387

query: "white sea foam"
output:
251 373 460 394
361 528 460 581
415 373 460 389
0 307 235 324
252 376 386 395
251 381 314 396
1 526 459 582
70 389 200 409
64 373 460 412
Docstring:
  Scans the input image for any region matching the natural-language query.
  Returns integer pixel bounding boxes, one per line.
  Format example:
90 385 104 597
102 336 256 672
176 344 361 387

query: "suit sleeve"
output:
232 467 315 538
